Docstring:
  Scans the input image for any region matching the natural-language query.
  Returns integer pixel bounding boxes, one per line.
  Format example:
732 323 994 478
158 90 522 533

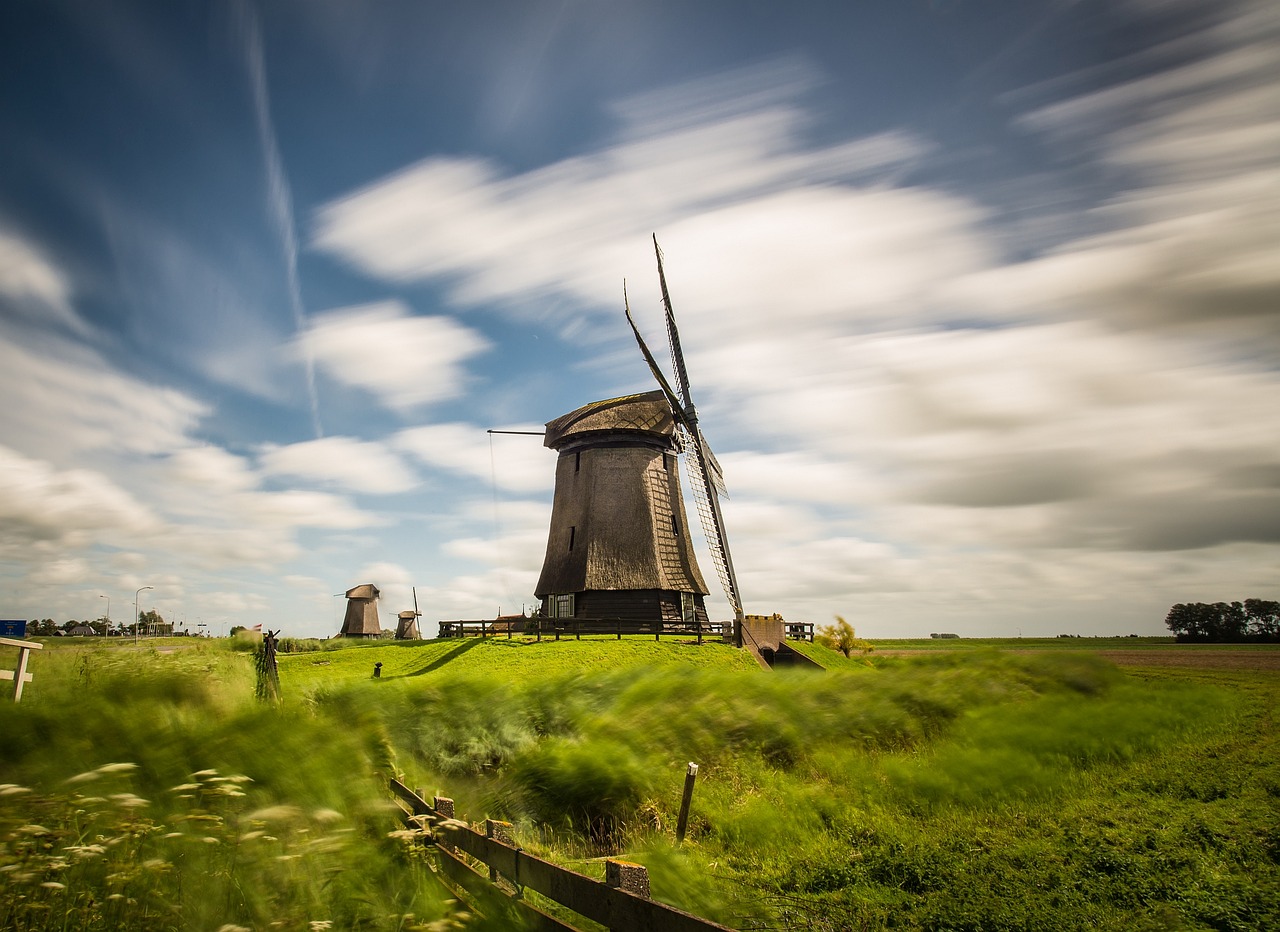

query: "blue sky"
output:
1 0 1276 637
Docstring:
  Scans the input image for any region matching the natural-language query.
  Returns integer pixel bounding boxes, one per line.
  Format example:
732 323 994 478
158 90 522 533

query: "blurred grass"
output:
4 635 1276 931
0 640 455 930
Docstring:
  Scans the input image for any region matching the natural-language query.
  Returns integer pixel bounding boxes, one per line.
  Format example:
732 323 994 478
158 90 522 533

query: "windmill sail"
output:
624 238 744 624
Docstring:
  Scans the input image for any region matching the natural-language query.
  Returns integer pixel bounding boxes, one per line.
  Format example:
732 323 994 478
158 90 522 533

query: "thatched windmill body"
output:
535 391 710 625
339 583 382 638
535 237 745 635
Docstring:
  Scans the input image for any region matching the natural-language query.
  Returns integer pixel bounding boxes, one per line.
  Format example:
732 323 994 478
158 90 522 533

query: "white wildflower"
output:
246 805 302 823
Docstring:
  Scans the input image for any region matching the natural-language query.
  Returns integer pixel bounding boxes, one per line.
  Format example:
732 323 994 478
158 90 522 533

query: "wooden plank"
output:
0 637 42 650
434 846 582 932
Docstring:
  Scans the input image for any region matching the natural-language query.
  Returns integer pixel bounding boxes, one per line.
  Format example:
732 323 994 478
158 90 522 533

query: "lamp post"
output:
100 595 110 637
135 586 153 644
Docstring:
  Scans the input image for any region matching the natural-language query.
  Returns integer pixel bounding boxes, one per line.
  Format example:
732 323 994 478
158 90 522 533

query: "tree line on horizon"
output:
22 610 182 637
1164 599 1279 642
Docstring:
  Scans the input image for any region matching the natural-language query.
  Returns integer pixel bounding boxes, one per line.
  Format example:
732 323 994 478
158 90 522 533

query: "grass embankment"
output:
277 634 759 694
3 636 1277 930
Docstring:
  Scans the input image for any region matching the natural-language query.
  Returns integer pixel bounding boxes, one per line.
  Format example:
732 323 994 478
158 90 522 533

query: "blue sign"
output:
0 620 27 638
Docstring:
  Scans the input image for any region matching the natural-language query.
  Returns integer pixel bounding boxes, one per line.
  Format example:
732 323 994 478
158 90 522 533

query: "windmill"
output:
395 588 421 640
532 237 743 639
624 236 745 640
338 583 382 638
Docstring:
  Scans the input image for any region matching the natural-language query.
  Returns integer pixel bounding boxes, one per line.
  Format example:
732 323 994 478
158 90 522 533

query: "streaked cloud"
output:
298 301 491 412
395 423 552 493
0 230 84 333
259 436 419 494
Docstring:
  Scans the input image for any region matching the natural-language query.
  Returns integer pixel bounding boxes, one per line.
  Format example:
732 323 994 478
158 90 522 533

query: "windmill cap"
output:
344 583 379 600
543 390 673 450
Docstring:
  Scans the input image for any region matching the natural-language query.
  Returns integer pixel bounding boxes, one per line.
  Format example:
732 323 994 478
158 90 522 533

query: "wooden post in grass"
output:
434 796 455 851
606 859 651 898
486 819 516 889
676 762 699 843
1 637 42 702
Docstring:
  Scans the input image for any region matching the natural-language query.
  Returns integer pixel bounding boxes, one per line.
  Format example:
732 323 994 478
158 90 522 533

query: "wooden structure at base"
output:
339 583 382 638
534 392 710 629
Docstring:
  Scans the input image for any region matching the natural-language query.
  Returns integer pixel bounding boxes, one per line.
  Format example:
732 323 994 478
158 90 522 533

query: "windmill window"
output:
575 452 581 473
568 526 576 551
671 513 680 535
681 591 695 625
553 594 575 618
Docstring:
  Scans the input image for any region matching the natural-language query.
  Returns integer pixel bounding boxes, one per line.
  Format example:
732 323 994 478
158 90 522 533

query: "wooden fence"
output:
439 617 731 644
0 637 41 702
389 779 736 932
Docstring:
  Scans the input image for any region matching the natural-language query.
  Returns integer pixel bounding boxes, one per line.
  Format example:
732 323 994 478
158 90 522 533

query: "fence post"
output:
605 860 650 899
433 796 455 850
676 762 699 843
486 819 517 889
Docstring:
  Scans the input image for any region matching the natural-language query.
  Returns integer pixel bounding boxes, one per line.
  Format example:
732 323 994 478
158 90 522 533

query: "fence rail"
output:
390 779 735 932
439 617 731 643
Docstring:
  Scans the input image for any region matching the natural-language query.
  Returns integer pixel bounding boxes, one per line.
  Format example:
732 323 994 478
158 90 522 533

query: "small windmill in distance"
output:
624 235 745 642
395 587 421 640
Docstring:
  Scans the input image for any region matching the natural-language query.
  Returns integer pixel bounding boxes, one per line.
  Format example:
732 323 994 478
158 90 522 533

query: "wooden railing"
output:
785 622 815 641
389 779 735 932
439 617 731 644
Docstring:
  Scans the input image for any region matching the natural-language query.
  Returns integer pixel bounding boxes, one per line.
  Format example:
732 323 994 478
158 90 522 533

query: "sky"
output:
1 0 1277 639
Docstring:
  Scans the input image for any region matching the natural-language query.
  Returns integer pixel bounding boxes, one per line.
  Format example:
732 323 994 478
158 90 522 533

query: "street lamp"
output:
100 595 110 637
135 586 153 644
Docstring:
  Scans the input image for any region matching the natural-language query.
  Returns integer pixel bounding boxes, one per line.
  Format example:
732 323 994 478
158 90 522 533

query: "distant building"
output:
930 632 960 639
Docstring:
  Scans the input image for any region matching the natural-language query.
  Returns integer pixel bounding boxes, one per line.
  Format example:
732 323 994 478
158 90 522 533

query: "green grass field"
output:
2 634 1276 930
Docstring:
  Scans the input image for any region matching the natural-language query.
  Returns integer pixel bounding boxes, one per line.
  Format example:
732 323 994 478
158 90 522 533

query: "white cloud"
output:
298 301 490 412
998 1 1280 343
0 445 162 557
311 60 931 320
0 231 85 333
394 423 552 493
259 436 419 494
0 325 208 462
